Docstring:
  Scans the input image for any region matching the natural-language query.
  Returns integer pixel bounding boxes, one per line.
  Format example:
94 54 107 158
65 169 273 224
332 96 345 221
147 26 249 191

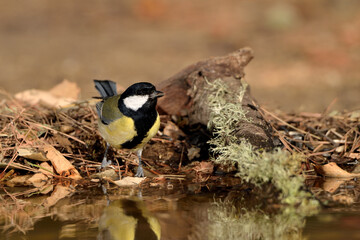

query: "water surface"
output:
1 180 359 240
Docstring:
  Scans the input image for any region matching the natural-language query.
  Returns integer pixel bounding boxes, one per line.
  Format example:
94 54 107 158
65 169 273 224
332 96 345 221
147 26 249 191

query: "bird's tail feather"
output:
94 80 118 98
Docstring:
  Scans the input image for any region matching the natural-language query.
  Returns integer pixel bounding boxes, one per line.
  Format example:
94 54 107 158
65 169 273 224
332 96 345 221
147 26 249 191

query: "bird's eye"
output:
138 89 146 95
138 87 153 95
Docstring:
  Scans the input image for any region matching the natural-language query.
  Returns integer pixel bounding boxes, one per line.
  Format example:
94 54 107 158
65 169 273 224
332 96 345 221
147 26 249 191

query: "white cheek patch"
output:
123 95 149 111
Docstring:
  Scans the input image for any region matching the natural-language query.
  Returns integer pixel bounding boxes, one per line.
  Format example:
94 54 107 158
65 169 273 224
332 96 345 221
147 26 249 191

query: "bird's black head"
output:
119 82 164 114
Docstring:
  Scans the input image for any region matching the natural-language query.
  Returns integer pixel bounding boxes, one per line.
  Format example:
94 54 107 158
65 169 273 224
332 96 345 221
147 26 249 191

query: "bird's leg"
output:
101 184 111 205
135 149 144 177
101 143 112 169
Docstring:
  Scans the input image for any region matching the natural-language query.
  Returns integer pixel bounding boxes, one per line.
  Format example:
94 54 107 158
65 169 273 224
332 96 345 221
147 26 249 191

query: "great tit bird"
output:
97 198 161 240
94 80 164 177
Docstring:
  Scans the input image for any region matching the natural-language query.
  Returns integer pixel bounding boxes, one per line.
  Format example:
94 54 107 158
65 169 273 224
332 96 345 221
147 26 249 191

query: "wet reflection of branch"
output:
0 191 36 235
0 184 102 238
43 184 74 208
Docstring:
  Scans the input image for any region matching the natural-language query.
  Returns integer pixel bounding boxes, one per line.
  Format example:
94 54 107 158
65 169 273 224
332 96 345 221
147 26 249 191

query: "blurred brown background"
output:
0 0 359 112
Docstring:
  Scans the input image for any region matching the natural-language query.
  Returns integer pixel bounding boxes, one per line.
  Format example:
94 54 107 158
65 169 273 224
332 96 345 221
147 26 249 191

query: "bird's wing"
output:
95 101 103 119
94 80 118 98
96 95 123 125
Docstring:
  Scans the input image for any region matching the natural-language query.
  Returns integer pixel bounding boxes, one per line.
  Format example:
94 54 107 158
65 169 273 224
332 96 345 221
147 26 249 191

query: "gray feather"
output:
95 101 103 118
94 80 118 98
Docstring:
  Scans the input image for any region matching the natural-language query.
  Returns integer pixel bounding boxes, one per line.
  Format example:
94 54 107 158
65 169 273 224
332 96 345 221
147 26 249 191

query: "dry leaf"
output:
44 145 81 180
43 185 73 208
332 195 354 205
14 80 80 108
113 177 145 187
163 121 185 140
193 161 214 174
349 110 360 120
352 163 360 174
322 178 348 193
335 145 345 153
90 169 118 180
60 125 75 133
15 89 74 108
347 153 360 159
5 175 33 187
54 134 72 153
18 148 48 161
314 162 360 178
28 173 48 188
49 79 80 100
187 146 201 161
39 184 54 194
39 162 54 177
54 135 72 148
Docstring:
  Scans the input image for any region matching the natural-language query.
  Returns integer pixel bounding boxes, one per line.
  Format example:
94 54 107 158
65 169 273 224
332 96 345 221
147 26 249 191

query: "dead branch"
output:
157 47 275 149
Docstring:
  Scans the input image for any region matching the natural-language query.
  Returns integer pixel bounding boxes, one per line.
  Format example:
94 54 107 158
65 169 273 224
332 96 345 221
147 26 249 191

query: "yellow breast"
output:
98 114 160 150
98 115 137 148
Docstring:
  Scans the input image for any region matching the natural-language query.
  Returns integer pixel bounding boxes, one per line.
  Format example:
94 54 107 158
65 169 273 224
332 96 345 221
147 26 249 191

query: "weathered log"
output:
157 48 274 150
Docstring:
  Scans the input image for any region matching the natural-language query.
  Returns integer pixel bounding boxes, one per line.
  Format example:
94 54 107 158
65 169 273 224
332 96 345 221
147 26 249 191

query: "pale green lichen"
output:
206 79 318 209
207 79 249 142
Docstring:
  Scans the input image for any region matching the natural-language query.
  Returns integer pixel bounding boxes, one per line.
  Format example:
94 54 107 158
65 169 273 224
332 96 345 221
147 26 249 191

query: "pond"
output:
1 179 359 240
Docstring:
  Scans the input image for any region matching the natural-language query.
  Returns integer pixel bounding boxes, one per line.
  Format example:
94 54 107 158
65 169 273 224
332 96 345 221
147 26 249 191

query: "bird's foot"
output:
135 165 145 177
99 157 113 170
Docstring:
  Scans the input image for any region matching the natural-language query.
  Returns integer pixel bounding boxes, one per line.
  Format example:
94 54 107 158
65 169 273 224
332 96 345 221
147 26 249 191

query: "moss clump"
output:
207 79 318 209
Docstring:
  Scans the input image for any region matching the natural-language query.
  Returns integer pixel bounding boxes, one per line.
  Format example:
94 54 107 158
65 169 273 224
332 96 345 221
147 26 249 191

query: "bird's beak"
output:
150 90 164 99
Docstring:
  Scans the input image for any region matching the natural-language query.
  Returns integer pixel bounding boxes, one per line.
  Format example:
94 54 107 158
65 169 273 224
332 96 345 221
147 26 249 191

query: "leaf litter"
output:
0 80 360 214
262 106 360 205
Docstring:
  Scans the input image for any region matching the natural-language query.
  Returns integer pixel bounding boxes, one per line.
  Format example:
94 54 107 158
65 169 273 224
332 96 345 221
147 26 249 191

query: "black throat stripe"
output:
121 199 158 240
119 105 158 149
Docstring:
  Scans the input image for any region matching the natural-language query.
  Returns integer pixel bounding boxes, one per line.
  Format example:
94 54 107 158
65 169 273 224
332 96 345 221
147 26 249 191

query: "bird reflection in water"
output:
98 198 161 240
